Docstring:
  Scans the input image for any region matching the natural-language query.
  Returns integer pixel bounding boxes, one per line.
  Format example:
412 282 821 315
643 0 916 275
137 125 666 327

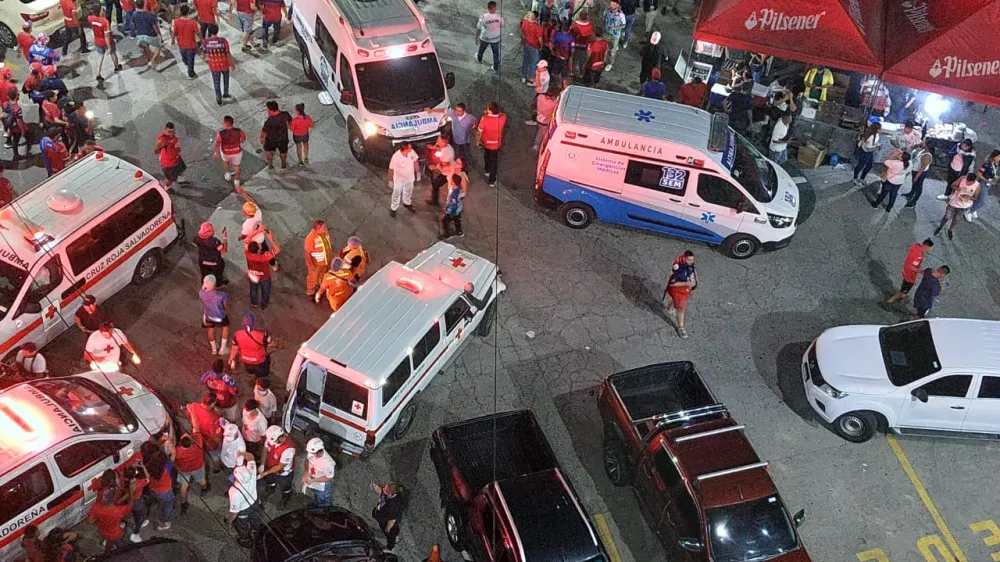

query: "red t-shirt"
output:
175 434 206 472
43 139 68 173
569 20 592 47
902 243 925 283
234 329 268 365
289 115 314 136
121 0 134 11
193 0 216 23
261 0 283 21
148 470 172 494
89 15 110 48
520 20 542 49
17 32 33 61
202 36 231 72
60 0 79 27
236 0 254 13
587 39 609 69
478 113 506 150
88 501 130 541
188 403 222 450
132 477 148 497
217 127 244 155
157 132 181 167
173 17 200 50
677 82 708 107
42 100 62 123
246 249 275 281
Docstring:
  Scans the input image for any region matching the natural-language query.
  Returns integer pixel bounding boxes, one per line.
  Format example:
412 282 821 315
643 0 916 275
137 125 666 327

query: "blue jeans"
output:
312 481 333 506
212 70 230 101
123 10 135 37
180 48 196 76
153 489 174 523
873 180 901 211
622 13 637 44
261 20 280 44
250 278 271 309
477 40 500 72
521 44 539 81
854 150 874 181
770 149 787 165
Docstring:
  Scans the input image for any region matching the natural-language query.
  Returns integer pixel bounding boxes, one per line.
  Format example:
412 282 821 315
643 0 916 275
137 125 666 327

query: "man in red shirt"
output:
171 4 201 78
229 312 275 379
243 226 280 310
89 5 122 83
229 0 256 52
519 12 542 85
193 0 217 37
476 101 506 187
59 0 89 56
17 22 34 61
175 432 209 514
154 122 187 187
187 391 223 470
215 115 245 185
887 238 934 304
258 0 286 51
569 11 592 78
677 76 708 108
584 31 609 86
203 23 236 105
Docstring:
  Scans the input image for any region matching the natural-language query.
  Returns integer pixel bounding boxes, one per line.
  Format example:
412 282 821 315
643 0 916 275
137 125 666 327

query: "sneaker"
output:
268 164 275 170
964 211 972 222
936 194 949 201
489 181 498 188
526 79 535 86
218 343 229 356
622 41 628 49
177 175 189 184
524 119 537 125
210 341 218 354
114 64 123 72
242 45 252 52
96 75 104 83
180 502 189 515
130 534 143 543
298 160 305 167
972 211 979 219
188 72 196 79
304 158 309 165
678 327 689 339
933 225 942 236
224 172 232 181
520 77 526 84
141 520 150 528
234 179 241 187
223 93 232 99
604 64 613 71
390 209 397 218
216 99 223 106
404 204 416 213
948 230 954 240
453 232 464 238
157 522 171 531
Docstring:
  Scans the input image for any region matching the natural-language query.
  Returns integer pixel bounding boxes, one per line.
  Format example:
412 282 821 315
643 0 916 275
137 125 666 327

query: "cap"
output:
42 65 56 76
1 67 14 79
242 201 257 216
264 425 284 445
537 59 548 69
306 437 324 455
650 31 661 45
223 423 239 439
29 62 41 72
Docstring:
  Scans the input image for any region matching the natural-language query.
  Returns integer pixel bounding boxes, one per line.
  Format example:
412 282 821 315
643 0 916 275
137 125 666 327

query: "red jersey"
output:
677 82 708 107
261 0 283 21
236 0 254 13
902 243 925 283
42 139 68 173
89 15 110 48
217 127 244 155
188 402 222 450
88 501 130 541
157 132 181 167
569 20 592 47
193 0 216 23
245 249 275 282
234 328 268 365
175 434 206 472
172 17 200 50
587 39 609 70
121 0 134 10
148 469 172 494
22 536 43 562
42 99 62 123
289 115 314 136
202 36 231 72
478 113 506 150
520 20 542 49
17 32 33 61
22 73 40 94
60 0 79 27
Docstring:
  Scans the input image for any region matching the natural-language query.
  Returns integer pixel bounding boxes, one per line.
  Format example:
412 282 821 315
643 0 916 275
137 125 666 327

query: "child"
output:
440 174 464 239
290 103 314 166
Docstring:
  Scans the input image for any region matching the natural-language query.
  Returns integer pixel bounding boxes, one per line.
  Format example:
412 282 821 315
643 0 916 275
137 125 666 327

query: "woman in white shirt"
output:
871 151 911 212
853 122 881 185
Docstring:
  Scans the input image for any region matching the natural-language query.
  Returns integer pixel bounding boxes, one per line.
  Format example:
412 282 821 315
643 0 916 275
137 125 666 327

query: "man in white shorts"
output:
215 115 246 186
387 141 419 218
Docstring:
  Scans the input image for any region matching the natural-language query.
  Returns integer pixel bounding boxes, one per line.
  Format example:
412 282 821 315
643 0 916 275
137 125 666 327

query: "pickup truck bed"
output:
433 410 557 495
608 362 716 421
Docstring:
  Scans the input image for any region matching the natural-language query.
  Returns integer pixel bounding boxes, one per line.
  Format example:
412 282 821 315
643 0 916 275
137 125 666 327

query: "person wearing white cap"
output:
526 59 550 125
221 421 252 471
227 459 262 547
302 438 336 506
260 425 296 508
639 31 667 86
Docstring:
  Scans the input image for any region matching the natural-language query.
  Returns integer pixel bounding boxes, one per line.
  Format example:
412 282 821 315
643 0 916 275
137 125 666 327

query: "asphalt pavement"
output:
13 0 1000 560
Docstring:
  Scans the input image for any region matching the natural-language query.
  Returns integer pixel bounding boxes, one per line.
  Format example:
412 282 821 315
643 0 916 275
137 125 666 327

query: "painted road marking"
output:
593 513 622 562
970 520 1000 561
886 434 967 562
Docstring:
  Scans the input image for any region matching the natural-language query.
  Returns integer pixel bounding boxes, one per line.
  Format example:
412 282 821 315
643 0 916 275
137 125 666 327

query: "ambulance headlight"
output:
767 213 795 228
363 120 388 138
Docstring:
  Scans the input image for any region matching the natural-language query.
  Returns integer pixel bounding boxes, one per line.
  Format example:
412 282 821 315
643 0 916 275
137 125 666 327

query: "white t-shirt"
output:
306 455 336 490
477 12 503 42
86 329 128 365
255 388 277 418
884 159 911 185
434 144 455 166
222 435 247 469
241 209 265 245
896 130 920 152
389 149 419 185
242 410 267 443
15 351 46 375
229 460 257 513
769 121 789 152
859 133 879 153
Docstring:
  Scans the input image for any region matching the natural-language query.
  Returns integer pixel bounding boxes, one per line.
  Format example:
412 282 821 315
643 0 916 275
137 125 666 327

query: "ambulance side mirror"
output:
340 89 355 106
19 301 42 316
445 72 456 89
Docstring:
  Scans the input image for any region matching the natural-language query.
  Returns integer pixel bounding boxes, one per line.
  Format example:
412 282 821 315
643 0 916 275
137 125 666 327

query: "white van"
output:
292 0 455 163
535 86 800 259
0 371 169 560
283 242 504 457
0 152 178 360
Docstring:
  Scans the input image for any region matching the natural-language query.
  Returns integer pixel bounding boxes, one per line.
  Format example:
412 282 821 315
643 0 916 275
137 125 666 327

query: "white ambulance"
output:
282 242 504 457
292 0 455 163
535 86 800 259
0 371 169 560
0 152 178 360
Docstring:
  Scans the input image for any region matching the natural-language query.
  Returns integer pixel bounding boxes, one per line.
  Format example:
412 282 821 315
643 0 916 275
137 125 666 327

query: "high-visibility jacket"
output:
803 67 833 102
318 269 355 311
304 229 332 270
339 245 370 281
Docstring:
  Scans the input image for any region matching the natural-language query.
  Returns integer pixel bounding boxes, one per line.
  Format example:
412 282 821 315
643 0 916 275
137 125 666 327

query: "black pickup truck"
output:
430 410 609 562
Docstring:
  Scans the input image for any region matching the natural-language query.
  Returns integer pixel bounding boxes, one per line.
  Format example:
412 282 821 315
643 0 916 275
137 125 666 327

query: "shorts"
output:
95 41 116 55
162 159 186 182
943 204 967 220
666 286 691 310
202 315 230 328
236 12 254 33
293 134 309 144
221 151 243 166
263 139 288 154
899 280 915 294
179 466 205 484
137 34 160 48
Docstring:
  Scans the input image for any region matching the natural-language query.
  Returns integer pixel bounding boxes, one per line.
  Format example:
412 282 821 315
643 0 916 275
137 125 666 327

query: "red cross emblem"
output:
450 257 466 269
88 476 101 492
104 345 115 354
117 386 134 397
45 306 57 320
456 327 463 340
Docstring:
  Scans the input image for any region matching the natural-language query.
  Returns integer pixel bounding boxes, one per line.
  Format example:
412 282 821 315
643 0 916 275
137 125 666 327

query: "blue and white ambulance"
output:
535 86 800 258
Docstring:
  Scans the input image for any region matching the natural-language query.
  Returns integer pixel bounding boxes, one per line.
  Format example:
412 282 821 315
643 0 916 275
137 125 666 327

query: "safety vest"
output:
235 329 268 365
803 67 833 102
339 245 369 280
265 440 294 471
304 230 332 268
320 270 355 311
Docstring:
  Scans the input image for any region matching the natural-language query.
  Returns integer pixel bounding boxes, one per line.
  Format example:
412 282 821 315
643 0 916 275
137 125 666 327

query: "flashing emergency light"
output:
396 278 423 293
95 150 105 161
134 170 144 181
0 400 37 440
132 353 141 365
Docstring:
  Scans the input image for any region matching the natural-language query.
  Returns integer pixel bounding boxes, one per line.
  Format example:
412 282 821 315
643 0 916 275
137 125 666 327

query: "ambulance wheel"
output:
300 49 316 82
722 234 760 259
0 24 13 49
445 505 464 551
476 301 496 337
559 202 594 229
348 125 367 163
392 401 417 440
133 250 162 284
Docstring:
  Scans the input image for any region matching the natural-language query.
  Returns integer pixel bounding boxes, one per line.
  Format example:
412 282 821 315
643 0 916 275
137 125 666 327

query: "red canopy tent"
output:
882 0 1000 107
692 0 886 75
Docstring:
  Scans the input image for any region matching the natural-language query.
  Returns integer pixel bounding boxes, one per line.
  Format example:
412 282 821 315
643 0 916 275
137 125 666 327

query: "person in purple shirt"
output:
199 274 230 355
548 22 575 79
640 67 666 100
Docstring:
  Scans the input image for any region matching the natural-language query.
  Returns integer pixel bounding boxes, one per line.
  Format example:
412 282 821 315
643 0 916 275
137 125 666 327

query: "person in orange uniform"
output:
315 258 355 311
339 236 369 282
303 219 332 296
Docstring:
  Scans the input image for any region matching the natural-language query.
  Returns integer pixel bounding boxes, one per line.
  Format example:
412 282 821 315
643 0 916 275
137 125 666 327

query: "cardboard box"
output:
798 143 827 168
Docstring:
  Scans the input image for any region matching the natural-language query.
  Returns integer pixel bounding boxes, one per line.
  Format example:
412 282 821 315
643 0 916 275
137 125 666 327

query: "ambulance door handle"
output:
47 485 81 510
687 203 700 208
669 198 682 203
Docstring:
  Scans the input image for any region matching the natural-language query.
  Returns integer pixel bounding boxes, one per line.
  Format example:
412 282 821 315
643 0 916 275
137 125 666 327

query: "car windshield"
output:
878 321 942 386
706 496 798 562
356 54 446 116
33 379 132 434
0 260 28 320
730 132 777 203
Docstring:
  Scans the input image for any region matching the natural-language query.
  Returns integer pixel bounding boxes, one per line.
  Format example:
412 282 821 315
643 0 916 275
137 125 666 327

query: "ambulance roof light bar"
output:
397 278 423 293
0 400 38 440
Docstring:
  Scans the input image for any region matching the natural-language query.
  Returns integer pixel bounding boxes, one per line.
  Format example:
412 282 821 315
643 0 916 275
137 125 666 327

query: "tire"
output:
833 412 878 443
559 202 595 229
721 233 760 259
347 124 366 163
0 24 14 49
444 506 464 552
475 300 497 337
300 49 317 82
132 250 162 284
392 401 417 440
603 438 633 487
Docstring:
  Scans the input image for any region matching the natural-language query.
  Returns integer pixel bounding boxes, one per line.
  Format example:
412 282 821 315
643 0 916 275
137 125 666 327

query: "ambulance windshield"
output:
356 54 446 115
730 133 778 203
34 379 131 434
0 261 28 320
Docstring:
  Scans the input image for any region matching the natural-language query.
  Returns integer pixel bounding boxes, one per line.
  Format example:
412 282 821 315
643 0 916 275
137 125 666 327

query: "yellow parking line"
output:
593 513 623 562
886 434 967 562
